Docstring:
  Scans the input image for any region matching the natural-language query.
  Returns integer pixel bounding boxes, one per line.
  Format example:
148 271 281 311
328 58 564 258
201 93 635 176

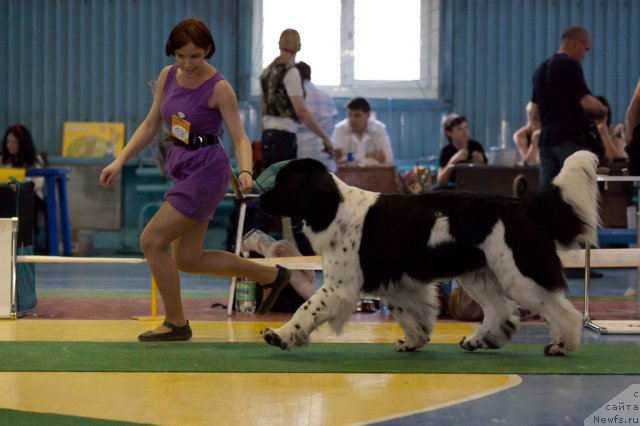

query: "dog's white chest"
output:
427 215 453 247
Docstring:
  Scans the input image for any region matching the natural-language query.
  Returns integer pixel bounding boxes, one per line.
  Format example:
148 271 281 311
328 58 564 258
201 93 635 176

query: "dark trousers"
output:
538 141 585 191
261 129 297 165
259 129 314 255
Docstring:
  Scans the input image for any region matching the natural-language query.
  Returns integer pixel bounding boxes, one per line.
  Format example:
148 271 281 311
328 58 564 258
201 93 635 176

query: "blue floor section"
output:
565 267 637 297
377 375 640 426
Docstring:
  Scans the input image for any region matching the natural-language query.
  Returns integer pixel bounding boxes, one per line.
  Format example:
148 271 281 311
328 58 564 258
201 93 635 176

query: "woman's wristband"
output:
238 170 253 179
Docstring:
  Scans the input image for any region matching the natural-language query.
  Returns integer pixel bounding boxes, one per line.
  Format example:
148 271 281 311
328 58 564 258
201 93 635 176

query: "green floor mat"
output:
0 408 150 425
1 342 639 374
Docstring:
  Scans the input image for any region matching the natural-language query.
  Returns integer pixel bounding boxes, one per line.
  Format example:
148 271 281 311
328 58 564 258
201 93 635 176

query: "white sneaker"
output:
241 229 276 255
624 286 636 298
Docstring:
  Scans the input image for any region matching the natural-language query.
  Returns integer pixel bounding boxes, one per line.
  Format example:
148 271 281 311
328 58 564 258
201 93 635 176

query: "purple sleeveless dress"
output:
160 65 231 222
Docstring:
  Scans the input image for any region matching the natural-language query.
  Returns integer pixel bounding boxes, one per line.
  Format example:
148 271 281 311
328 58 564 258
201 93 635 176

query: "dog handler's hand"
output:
239 172 253 193
99 161 123 189
322 136 335 158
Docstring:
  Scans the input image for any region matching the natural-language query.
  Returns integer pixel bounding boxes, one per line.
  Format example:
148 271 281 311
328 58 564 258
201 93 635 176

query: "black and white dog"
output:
259 151 599 356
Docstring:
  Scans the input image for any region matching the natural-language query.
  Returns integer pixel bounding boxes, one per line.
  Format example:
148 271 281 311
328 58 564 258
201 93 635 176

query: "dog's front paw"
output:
543 342 569 356
459 335 486 351
260 327 289 351
460 334 503 351
395 339 418 352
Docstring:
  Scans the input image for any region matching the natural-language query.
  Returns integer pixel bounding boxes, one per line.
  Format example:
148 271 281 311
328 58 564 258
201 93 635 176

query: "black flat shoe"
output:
257 266 291 315
138 321 192 342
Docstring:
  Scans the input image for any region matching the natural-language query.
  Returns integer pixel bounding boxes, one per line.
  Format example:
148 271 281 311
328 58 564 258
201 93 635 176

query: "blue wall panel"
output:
0 0 241 155
1 0 639 162
450 0 640 150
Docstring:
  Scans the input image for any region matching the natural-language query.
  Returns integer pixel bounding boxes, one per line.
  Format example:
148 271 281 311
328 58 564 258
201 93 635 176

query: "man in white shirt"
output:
295 61 338 172
333 97 394 166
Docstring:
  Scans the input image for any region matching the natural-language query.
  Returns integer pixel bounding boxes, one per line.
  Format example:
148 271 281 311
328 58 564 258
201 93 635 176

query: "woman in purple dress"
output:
100 18 290 341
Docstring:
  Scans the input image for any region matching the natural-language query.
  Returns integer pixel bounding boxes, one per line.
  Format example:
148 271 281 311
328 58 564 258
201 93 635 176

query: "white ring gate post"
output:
0 218 18 319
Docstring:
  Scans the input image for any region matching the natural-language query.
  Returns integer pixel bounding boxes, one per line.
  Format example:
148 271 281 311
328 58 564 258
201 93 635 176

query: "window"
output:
259 0 341 85
353 0 421 81
252 0 440 99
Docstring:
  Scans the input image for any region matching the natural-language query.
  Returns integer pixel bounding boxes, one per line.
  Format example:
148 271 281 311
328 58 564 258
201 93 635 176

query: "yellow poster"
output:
62 122 125 157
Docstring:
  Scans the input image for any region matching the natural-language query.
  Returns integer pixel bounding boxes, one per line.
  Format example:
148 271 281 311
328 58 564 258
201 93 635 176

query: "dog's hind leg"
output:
457 269 521 352
381 278 439 352
479 220 582 355
502 282 582 356
538 291 582 356
261 281 360 350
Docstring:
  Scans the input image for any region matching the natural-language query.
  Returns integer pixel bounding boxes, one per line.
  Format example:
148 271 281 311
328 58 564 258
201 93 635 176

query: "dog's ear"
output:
259 159 327 217
261 158 341 232
275 158 328 180
294 160 342 232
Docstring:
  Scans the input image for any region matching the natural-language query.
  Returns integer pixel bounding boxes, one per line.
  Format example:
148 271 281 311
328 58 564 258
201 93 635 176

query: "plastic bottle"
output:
347 151 355 165
235 278 257 313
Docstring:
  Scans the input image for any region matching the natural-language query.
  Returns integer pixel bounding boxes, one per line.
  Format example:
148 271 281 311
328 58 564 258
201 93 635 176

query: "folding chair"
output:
225 161 291 315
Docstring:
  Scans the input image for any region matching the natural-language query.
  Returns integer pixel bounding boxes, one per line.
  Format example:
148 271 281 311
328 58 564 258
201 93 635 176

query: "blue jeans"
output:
538 142 587 191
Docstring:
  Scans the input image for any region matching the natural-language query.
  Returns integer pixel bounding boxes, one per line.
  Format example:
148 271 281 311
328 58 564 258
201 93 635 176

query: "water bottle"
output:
379 300 390 315
235 278 257 313
347 151 355 165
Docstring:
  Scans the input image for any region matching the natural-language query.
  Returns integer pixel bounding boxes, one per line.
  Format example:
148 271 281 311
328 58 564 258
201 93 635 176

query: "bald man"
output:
531 26 607 191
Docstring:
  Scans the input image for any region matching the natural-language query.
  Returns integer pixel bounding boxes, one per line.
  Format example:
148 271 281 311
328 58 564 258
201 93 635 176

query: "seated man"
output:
333 97 394 166
436 113 488 188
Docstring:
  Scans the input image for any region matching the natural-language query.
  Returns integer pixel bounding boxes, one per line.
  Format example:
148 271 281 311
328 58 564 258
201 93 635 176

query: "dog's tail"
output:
548 150 601 247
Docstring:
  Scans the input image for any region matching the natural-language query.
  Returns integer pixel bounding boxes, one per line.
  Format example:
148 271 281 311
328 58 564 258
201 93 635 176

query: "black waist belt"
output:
171 134 220 151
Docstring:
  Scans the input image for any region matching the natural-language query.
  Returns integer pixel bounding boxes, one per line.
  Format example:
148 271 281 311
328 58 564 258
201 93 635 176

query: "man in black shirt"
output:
531 26 607 191
625 78 640 175
436 113 488 188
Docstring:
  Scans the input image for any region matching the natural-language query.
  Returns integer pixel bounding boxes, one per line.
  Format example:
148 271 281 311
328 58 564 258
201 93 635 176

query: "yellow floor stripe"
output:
0 372 519 425
0 319 476 344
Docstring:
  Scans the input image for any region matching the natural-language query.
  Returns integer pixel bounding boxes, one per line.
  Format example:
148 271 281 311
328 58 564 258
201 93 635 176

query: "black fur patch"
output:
259 159 342 232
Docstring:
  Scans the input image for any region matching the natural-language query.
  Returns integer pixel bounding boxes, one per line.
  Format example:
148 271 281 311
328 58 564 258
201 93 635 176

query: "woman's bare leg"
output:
172 221 283 300
139 202 200 332
141 202 285 333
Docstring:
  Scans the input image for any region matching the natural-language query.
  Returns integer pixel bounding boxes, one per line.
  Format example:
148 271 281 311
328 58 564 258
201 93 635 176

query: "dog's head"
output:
259 159 342 232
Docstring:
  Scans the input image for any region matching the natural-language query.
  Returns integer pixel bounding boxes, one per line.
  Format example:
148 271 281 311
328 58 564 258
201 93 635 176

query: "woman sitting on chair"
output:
1 124 47 252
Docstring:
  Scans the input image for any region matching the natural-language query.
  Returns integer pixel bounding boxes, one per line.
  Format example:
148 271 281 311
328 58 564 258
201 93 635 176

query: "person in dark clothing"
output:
626 77 640 145
1 124 48 253
530 25 607 191
625 77 640 175
436 113 488 188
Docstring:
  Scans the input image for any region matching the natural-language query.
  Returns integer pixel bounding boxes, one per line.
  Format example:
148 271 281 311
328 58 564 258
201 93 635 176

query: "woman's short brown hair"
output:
165 18 216 58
